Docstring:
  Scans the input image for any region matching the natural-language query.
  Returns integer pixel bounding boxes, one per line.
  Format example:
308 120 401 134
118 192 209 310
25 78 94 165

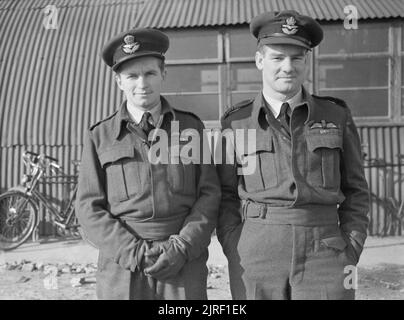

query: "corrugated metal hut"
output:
1 0 404 236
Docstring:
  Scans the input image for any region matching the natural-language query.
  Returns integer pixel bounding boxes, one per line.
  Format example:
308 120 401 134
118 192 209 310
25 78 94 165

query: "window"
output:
159 22 401 124
316 23 390 119
227 28 257 60
162 29 222 121
318 24 389 54
164 65 218 92
163 65 220 120
226 28 260 108
164 29 220 61
229 62 261 106
318 58 389 117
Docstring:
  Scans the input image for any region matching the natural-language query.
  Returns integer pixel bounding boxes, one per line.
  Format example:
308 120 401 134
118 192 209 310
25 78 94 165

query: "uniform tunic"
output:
76 96 221 299
217 89 369 299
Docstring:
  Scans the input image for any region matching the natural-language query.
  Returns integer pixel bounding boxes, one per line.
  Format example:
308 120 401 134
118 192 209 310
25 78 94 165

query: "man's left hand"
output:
143 239 186 280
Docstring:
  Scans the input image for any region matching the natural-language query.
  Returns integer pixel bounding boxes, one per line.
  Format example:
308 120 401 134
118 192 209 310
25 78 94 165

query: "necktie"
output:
278 102 291 135
139 112 155 136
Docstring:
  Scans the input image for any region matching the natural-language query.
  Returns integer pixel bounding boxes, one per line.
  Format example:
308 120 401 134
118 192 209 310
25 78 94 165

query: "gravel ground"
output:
0 263 403 300
1 236 403 300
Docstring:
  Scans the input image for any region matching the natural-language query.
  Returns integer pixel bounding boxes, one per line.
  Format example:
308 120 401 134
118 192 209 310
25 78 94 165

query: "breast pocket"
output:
99 145 141 203
238 135 278 192
306 129 343 190
167 145 197 196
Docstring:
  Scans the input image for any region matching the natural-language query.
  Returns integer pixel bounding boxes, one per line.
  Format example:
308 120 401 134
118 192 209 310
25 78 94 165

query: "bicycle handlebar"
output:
23 151 62 173
24 150 59 163
363 154 404 166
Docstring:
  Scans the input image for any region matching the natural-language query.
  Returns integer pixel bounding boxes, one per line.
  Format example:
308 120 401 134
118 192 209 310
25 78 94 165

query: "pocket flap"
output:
306 131 343 152
99 145 134 166
239 134 274 156
321 236 347 251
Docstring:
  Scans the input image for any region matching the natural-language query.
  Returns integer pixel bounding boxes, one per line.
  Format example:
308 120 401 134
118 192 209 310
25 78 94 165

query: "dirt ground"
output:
1 236 404 300
0 264 403 300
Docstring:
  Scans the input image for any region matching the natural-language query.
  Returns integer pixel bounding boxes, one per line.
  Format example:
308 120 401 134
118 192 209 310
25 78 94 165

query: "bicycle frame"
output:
364 154 404 236
29 187 78 229
0 151 86 249
14 153 79 232
9 183 77 228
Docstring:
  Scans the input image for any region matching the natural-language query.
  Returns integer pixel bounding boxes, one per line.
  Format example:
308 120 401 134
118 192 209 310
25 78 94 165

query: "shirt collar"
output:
113 97 175 140
126 102 161 125
251 87 318 128
263 88 303 118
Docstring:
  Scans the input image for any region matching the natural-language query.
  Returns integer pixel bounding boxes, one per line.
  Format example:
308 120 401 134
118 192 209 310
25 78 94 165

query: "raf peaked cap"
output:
250 10 323 49
102 28 169 71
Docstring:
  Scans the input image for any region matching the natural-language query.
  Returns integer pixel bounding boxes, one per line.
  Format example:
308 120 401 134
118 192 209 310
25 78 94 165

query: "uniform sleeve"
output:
215 117 243 255
338 108 370 260
75 130 144 271
174 120 221 261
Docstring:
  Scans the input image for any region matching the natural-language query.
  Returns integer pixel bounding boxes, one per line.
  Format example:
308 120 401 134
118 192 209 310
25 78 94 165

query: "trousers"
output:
96 249 209 300
226 219 357 300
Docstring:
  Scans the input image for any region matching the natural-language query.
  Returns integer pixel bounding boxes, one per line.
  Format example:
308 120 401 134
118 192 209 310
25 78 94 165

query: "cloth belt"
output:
243 201 339 226
119 211 188 240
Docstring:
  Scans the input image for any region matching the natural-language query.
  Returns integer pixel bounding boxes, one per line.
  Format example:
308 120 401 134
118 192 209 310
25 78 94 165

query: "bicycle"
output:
363 154 404 236
0 151 94 250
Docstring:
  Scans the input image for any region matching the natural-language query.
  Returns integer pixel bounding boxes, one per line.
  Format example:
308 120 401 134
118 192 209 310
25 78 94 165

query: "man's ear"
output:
255 51 264 71
161 68 167 81
115 73 123 90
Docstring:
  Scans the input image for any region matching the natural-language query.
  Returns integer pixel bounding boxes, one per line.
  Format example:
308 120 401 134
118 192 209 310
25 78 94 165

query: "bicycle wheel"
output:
0 192 37 250
369 194 399 236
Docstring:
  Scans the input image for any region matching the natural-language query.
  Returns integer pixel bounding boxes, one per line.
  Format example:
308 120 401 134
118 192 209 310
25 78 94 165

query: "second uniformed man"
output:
217 10 369 299
75 28 221 299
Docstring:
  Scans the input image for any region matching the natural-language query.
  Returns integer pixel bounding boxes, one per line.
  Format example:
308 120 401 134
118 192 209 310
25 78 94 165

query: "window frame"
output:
159 21 403 127
314 20 401 124
162 29 224 125
224 30 258 117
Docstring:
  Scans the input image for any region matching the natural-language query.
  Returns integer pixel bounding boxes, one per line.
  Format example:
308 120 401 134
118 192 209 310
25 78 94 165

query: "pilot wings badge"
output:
282 17 298 35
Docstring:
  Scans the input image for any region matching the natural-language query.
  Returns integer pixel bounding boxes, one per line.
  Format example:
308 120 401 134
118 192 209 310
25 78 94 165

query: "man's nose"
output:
136 76 148 87
281 57 294 72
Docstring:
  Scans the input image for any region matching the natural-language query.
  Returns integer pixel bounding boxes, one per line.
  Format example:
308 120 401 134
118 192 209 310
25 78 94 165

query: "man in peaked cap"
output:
76 27 220 300
217 10 369 300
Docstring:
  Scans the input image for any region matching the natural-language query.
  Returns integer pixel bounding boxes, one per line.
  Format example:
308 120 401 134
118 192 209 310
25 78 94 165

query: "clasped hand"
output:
142 239 186 280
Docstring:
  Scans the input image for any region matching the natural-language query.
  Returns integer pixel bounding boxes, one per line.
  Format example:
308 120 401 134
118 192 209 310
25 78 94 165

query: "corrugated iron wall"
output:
0 0 143 235
2 125 404 236
134 0 404 28
0 0 143 148
1 0 404 237
0 0 144 172
358 125 404 236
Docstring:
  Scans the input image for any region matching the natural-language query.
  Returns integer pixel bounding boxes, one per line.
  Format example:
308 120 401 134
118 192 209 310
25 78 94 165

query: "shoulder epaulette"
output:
312 95 348 108
222 99 254 119
173 108 201 121
89 110 118 130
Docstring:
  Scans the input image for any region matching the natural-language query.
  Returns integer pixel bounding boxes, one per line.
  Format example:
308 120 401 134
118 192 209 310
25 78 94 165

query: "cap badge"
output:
282 16 298 35
122 35 140 54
